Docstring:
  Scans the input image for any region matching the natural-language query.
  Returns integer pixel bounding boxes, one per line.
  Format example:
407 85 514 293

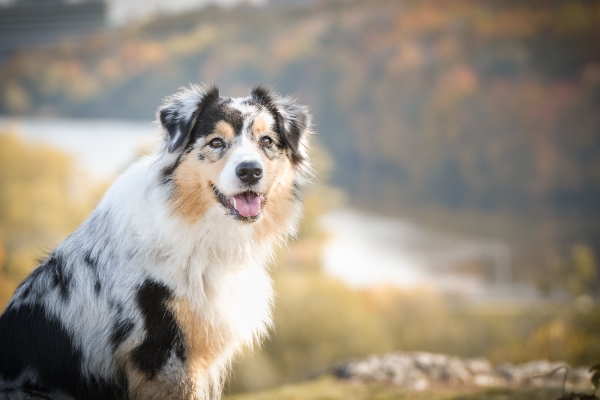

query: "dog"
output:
0 84 312 400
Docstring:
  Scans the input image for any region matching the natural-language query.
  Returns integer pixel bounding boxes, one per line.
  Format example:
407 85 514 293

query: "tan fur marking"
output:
251 115 270 138
172 149 232 222
170 298 231 393
254 160 298 241
172 155 212 222
213 120 235 139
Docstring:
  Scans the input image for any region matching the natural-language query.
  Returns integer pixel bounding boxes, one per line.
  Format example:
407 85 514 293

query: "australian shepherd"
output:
0 85 312 400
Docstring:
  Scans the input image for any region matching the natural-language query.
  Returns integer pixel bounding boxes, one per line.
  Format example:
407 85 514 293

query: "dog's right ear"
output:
158 84 220 153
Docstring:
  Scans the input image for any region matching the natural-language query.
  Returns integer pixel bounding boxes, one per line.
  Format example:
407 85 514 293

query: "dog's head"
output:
158 84 311 228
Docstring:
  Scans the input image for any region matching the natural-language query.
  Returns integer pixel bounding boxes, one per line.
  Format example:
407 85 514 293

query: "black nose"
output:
236 161 263 184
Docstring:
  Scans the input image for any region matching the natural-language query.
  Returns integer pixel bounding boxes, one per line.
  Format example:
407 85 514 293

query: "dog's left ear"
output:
251 86 311 165
159 84 220 153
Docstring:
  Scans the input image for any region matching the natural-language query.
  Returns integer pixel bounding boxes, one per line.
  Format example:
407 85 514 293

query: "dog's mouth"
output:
211 184 265 222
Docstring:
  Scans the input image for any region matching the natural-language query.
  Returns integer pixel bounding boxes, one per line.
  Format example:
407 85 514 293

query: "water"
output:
0 117 158 180
320 208 540 302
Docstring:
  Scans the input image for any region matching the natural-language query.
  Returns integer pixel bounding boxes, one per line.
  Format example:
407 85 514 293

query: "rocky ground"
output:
332 352 592 392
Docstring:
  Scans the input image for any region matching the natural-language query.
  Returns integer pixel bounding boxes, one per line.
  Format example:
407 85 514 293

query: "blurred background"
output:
0 0 599 396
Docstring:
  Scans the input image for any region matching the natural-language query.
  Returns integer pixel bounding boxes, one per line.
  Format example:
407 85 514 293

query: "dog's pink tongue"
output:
234 193 262 217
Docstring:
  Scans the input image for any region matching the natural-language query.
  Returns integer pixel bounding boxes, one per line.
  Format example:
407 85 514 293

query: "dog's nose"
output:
236 161 263 184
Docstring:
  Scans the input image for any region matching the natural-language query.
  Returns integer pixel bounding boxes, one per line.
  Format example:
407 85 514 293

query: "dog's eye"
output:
209 138 225 148
260 137 273 148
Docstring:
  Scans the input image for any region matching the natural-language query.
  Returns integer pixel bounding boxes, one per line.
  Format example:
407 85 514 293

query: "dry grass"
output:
225 376 564 400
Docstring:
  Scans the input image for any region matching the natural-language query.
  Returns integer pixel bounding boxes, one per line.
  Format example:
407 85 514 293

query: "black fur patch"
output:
46 254 71 301
94 281 102 295
83 251 97 270
284 111 308 165
131 279 186 379
0 304 127 400
0 304 80 385
190 101 244 143
83 251 102 296
292 180 303 202
18 284 33 301
160 157 180 185
110 319 134 353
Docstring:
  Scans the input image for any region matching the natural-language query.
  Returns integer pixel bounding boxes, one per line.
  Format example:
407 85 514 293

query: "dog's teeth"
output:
232 197 237 211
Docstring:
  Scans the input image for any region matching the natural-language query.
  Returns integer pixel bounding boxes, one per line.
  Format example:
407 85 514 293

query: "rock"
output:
333 351 591 390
